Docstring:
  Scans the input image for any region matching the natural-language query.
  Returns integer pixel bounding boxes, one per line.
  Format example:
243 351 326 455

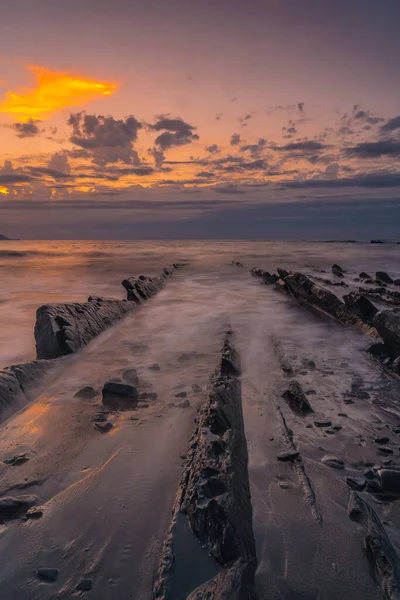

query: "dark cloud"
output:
230 133 241 146
273 141 328 152
297 102 305 114
10 118 41 138
381 114 400 133
148 147 165 167
281 171 400 189
238 114 252 127
205 144 220 154
150 117 199 150
28 167 72 180
197 171 215 178
68 112 142 166
0 174 32 184
215 113 223 121
240 138 266 156
345 139 400 158
212 184 246 195
48 152 71 175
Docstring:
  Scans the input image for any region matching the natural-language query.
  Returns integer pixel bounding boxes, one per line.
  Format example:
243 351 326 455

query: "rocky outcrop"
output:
250 267 278 285
359 286 400 307
284 272 373 332
331 264 345 277
282 380 314 415
0 360 55 422
153 335 258 600
377 271 394 284
35 300 135 359
35 267 178 359
373 311 400 355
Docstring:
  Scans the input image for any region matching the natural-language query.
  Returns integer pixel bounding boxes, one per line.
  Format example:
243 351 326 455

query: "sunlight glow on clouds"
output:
0 66 117 120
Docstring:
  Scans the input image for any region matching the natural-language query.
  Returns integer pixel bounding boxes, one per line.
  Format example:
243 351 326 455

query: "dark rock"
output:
138 402 149 408
282 381 314 415
314 420 332 428
74 386 97 399
378 446 394 455
37 568 59 583
175 391 187 398
177 399 190 408
346 476 366 491
376 271 393 284
277 268 289 279
359 272 372 280
332 264 345 277
377 469 400 494
375 437 390 445
102 381 138 410
76 578 93 591
94 421 113 433
26 507 44 519
395 279 400 286
371 239 384 243
373 310 400 355
277 451 300 462
321 455 344 469
122 368 139 385
192 384 202 393
0 495 37 520
360 286 400 307
343 292 378 325
262 271 279 284
3 453 30 466
305 389 316 396
148 363 161 371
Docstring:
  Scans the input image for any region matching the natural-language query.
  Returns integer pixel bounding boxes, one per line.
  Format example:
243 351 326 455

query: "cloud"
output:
230 133 241 146
0 66 117 120
381 114 400 133
212 184 246 194
48 151 71 175
0 174 32 184
27 167 72 180
10 118 41 138
238 114 252 127
297 102 305 114
345 139 400 158
205 144 220 154
148 147 165 167
68 112 142 165
150 117 199 150
281 171 400 189
273 140 328 152
216 113 223 121
240 138 266 156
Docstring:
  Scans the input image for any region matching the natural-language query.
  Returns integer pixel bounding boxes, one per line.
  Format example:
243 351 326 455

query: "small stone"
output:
378 446 393 455
94 421 113 433
306 424 313 428
102 381 138 410
331 424 342 431
0 495 37 519
139 392 158 401
364 469 376 479
37 568 59 582
393 426 400 434
382 458 393 466
192 384 202 393
26 507 43 519
129 416 139 421
138 402 149 408
314 420 332 428
76 578 93 591
277 451 300 462
175 392 187 398
74 386 97 399
345 476 366 491
338 413 348 417
375 436 390 444
180 454 187 459
279 482 289 489
325 429 336 434
148 363 161 371
321 455 344 469
305 390 316 396
178 399 190 408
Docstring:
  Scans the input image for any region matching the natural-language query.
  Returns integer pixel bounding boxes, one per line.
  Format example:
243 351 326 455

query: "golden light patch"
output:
0 186 8 195
0 65 117 120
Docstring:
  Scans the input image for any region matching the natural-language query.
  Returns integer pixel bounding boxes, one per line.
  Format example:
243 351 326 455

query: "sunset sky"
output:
1 0 399 239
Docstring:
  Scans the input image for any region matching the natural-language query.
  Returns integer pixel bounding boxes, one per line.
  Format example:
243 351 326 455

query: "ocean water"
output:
0 239 399 369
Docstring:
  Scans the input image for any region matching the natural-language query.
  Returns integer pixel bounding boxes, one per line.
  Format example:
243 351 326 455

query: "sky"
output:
0 0 400 239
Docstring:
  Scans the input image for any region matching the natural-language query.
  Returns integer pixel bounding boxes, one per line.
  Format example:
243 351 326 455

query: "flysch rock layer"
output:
0 359 56 422
35 267 178 359
153 334 258 600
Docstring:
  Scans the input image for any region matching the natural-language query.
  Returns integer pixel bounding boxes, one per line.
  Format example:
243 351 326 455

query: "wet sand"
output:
0 248 400 598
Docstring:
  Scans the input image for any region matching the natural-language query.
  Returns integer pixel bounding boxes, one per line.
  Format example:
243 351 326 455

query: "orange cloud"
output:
0 66 117 120
0 186 8 195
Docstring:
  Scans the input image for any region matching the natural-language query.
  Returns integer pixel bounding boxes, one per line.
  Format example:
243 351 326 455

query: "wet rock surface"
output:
102 381 139 410
282 380 314 415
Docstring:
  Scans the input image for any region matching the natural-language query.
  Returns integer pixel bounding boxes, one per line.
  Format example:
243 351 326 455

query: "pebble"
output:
305 390 316 396
3 453 30 466
94 422 113 434
314 420 332 428
378 446 394 455
345 476 366 491
321 455 344 469
37 568 59 582
375 436 390 444
175 392 187 398
148 363 161 371
277 451 300 462
74 386 97 399
26 507 44 519
139 392 158 401
76 578 93 591
338 413 348 417
177 399 190 408
279 482 289 489
192 384 202 393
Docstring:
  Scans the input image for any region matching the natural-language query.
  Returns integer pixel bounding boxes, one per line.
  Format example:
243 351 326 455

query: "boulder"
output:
282 381 314 415
359 272 372 280
102 381 139 410
332 264 345 277
376 271 393 284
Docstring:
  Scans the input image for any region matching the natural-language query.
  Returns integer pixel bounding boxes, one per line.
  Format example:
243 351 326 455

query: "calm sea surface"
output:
0 240 399 368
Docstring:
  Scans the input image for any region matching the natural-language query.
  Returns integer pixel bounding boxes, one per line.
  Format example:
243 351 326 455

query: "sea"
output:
0 239 399 369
